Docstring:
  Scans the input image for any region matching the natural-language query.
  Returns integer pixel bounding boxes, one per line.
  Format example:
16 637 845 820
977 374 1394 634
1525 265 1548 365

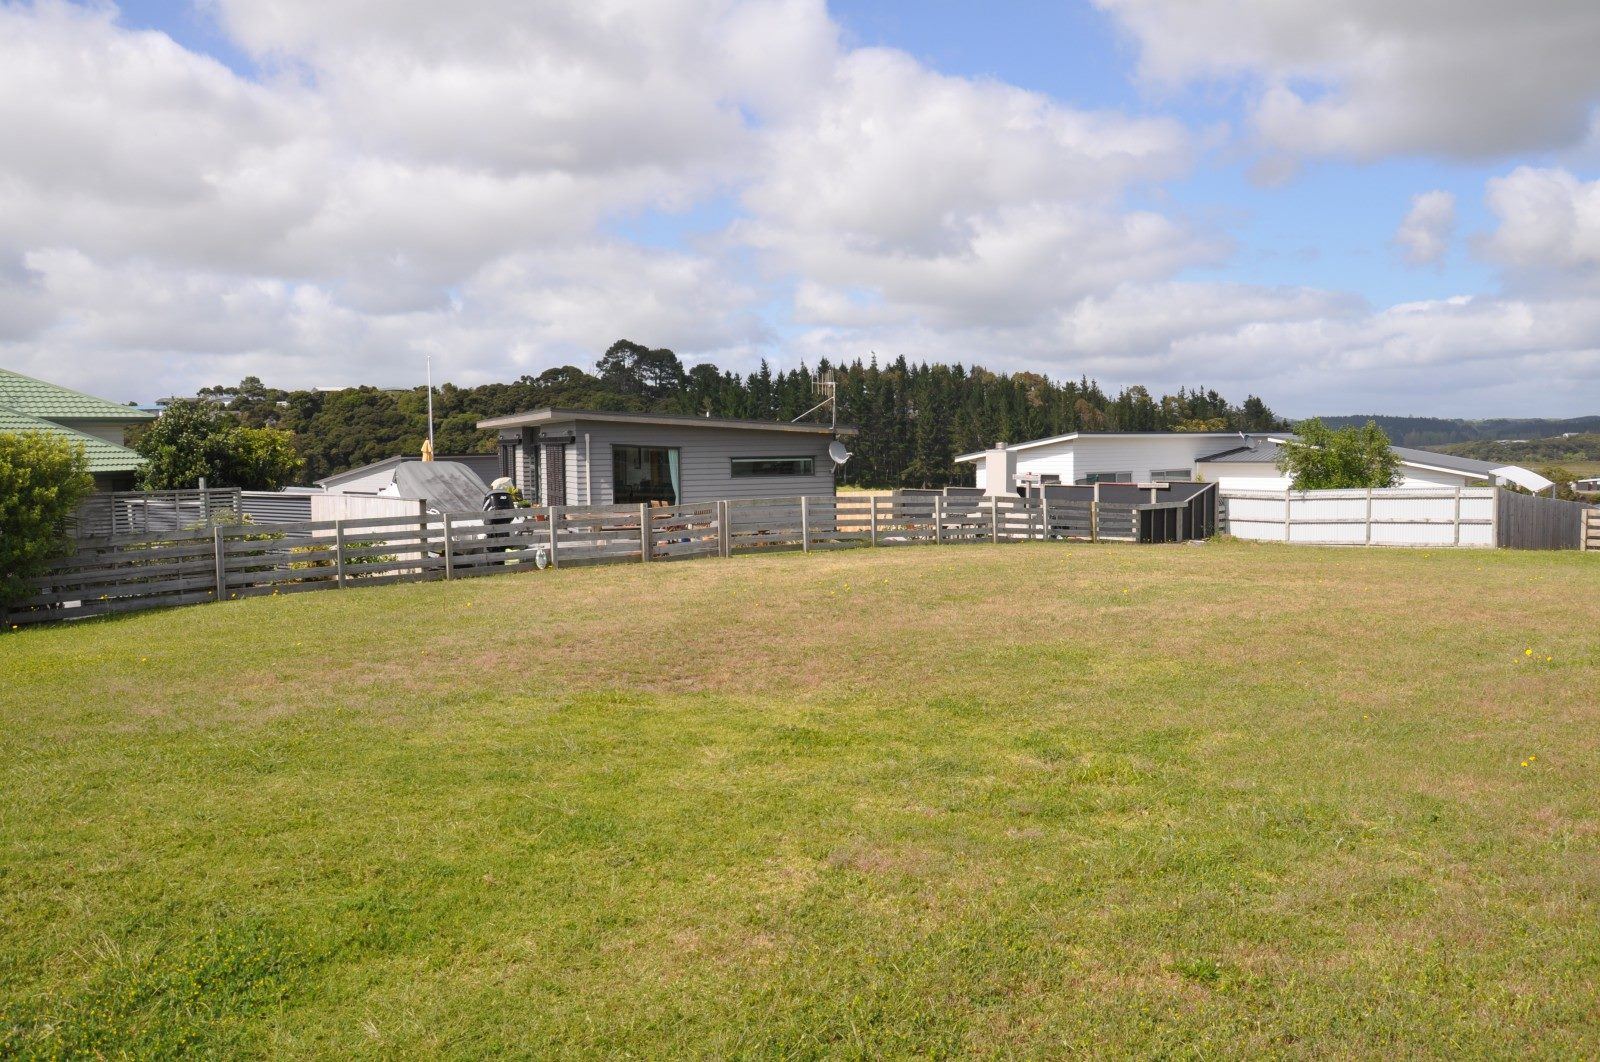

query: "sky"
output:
1 1 1599 417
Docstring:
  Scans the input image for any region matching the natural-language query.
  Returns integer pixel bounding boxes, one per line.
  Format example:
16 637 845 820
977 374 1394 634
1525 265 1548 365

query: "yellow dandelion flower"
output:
1524 648 1533 657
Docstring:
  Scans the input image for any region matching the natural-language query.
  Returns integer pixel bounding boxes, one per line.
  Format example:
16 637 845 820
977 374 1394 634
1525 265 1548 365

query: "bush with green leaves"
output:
134 399 302 490
1277 418 1401 490
0 431 95 606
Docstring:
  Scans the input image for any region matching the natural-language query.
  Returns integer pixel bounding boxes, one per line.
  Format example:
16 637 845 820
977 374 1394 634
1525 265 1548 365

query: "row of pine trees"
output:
200 340 1284 487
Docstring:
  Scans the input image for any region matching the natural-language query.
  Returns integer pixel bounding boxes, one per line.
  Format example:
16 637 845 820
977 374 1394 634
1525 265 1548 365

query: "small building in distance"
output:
958 431 1553 494
477 408 856 506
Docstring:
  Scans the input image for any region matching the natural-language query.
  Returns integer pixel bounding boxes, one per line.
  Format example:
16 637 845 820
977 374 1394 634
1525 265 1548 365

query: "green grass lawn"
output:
3 540 1599 1057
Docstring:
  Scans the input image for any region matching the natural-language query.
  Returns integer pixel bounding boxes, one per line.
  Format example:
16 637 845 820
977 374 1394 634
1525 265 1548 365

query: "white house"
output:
956 432 1553 494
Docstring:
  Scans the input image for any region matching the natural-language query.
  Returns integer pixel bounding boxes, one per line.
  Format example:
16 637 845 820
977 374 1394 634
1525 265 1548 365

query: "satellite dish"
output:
828 440 851 465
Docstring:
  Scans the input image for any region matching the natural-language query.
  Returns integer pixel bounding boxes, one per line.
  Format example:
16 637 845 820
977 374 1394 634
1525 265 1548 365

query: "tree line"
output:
165 339 1286 489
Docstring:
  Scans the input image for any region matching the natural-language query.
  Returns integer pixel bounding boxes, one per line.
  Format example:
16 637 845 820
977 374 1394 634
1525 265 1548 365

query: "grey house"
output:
478 408 857 506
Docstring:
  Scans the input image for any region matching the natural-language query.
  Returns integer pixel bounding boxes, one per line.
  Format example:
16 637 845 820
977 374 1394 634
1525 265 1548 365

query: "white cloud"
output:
1395 190 1456 266
741 48 1205 330
1097 0 1600 160
1481 166 1600 284
0 0 1596 417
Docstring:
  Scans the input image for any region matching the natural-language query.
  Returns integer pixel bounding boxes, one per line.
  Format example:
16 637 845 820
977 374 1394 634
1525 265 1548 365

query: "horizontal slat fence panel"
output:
8 489 1224 626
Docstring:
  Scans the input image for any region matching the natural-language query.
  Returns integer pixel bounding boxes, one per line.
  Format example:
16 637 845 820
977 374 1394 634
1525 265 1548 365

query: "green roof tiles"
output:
0 367 154 422
0 404 146 474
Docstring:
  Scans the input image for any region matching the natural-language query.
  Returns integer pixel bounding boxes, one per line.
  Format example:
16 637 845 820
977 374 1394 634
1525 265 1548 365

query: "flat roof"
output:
955 431 1273 463
479 407 857 436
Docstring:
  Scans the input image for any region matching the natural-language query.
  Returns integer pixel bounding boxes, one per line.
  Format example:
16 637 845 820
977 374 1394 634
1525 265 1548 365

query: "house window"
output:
1151 469 1191 482
613 445 679 505
731 456 815 478
1080 472 1133 484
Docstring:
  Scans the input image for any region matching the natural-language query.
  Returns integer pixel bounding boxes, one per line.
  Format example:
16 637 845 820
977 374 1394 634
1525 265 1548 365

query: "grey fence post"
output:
548 505 559 568
639 503 651 562
212 525 226 601
442 514 454 579
800 496 811 553
1090 483 1101 543
933 495 943 545
990 496 999 543
1365 487 1373 545
1041 495 1050 542
334 520 347 588
1453 487 1462 546
1284 487 1292 543
869 495 879 547
717 500 730 558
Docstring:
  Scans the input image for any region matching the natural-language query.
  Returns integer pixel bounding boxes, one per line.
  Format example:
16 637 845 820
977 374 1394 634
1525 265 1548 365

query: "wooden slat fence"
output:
1586 508 1600 552
7 489 1211 626
1495 490 1595 550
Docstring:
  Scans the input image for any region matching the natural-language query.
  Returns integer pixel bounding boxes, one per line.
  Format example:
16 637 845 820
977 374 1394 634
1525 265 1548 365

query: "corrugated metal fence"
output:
1222 487 1596 549
7 489 1211 626
71 489 242 538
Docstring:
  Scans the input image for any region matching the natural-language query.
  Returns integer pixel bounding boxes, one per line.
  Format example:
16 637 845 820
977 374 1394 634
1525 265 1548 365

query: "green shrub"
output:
1278 419 1400 490
0 432 95 607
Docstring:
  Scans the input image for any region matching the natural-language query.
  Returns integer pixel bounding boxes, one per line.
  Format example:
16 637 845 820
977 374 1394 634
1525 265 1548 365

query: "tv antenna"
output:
792 369 838 431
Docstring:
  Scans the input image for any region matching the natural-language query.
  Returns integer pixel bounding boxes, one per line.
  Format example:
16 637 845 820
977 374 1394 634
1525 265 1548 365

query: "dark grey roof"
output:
1197 440 1289 464
390 462 490 512
317 453 497 488
479 406 857 436
1389 446 1503 476
1197 437 1513 480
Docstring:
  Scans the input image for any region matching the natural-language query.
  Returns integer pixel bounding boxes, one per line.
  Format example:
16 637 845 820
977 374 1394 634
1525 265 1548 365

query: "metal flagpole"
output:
426 353 436 456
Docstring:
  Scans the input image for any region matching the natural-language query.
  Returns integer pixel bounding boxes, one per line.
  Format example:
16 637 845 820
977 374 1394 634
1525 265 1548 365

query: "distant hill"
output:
1310 415 1600 447
1433 433 1600 469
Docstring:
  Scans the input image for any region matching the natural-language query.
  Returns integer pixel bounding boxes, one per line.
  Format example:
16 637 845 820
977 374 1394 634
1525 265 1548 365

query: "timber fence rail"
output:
9 488 1209 626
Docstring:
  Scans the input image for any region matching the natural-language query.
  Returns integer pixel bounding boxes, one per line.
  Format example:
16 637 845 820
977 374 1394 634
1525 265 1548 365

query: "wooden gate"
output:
1584 508 1599 552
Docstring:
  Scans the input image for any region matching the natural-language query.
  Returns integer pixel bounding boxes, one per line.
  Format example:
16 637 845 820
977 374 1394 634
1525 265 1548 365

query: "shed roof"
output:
0 405 147 474
955 431 1275 463
316 453 495 488
389 461 489 512
479 407 857 436
0 368 155 422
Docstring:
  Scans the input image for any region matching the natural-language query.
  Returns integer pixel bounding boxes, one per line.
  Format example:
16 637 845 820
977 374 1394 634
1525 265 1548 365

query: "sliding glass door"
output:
612 445 680 505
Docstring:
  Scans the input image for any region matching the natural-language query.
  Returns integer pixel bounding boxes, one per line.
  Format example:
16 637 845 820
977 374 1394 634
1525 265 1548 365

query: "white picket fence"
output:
1223 487 1496 547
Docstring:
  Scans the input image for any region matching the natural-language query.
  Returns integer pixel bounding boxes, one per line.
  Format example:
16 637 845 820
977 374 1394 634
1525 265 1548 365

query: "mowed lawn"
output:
3 540 1599 1057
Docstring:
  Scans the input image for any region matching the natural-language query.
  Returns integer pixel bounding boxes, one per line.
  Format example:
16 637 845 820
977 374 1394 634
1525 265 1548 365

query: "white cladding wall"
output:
322 466 401 495
1007 435 1245 486
1198 460 1481 491
1196 461 1287 491
65 421 136 446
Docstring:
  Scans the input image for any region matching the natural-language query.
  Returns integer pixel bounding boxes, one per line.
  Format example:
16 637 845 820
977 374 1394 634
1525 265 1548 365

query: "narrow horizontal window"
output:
1151 469 1192 482
1080 471 1132 484
731 456 814 478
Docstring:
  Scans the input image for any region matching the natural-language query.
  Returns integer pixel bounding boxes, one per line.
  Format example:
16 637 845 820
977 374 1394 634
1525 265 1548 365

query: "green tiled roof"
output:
0 405 147 474
0 368 154 422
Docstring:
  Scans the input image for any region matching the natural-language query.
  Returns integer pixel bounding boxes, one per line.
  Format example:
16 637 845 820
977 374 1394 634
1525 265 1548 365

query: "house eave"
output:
477 407 857 436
